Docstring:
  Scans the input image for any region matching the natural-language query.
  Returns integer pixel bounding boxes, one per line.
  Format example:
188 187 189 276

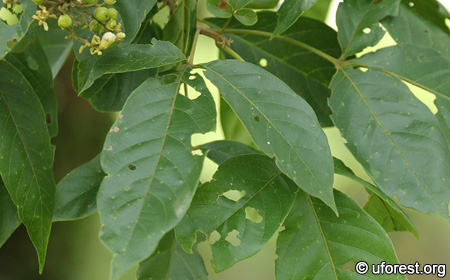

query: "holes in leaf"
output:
0 2 22 26
46 113 52 125
209 230 221 245
341 260 356 271
182 84 201 100
225 229 241 247
253 115 261 122
222 190 246 202
245 206 263 223
128 165 136 170
362 27 371 34
259 58 268 67
446 19 450 30
408 1 414 7
189 75 196 80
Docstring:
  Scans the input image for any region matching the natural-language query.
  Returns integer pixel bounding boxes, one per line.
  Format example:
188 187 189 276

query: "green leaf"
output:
198 140 261 165
5 37 58 138
202 59 336 212
80 69 157 112
303 0 333 21
234 8 258 26
163 0 197 56
206 12 340 127
382 0 450 58
77 40 186 94
34 20 73 78
97 72 216 280
273 0 317 36
114 0 157 44
53 155 105 222
175 154 298 271
276 189 404 280
336 0 400 58
0 60 56 272
333 157 418 238
137 231 208 280
245 0 279 10
329 67 450 220
0 178 20 248
206 0 233 18
220 98 254 145
435 99 450 148
0 0 36 59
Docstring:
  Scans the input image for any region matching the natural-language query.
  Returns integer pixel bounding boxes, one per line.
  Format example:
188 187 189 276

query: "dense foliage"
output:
0 0 449 279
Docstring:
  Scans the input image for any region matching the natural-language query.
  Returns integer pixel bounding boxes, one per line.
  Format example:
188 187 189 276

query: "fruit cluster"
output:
32 0 125 55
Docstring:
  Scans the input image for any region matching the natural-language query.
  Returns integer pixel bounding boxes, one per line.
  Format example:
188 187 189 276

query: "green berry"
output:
32 0 44 4
94 7 109 22
84 0 98 4
105 19 117 31
104 0 116 5
108 8 118 20
58 15 72 29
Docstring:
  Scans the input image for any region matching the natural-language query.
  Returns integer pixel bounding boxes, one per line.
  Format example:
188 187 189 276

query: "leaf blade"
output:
97 72 216 279
0 60 56 271
273 0 317 36
202 59 336 212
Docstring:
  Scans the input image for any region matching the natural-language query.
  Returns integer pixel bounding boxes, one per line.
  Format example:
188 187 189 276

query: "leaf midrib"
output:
204 65 327 196
339 67 440 210
0 87 47 254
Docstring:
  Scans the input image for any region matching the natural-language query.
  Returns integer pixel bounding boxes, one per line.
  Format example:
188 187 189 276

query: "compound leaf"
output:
329 67 450 220
175 154 298 271
137 231 208 280
203 59 336 212
0 60 55 272
336 0 400 58
276 189 404 279
53 155 105 222
97 72 216 280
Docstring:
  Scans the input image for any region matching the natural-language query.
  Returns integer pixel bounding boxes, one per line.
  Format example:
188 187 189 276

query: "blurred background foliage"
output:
1 0 449 279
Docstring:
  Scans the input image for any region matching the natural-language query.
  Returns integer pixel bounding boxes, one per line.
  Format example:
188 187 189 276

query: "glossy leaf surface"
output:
176 154 298 271
203 59 336 212
97 72 216 279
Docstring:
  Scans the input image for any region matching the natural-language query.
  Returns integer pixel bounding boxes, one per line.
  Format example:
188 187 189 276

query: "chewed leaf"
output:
176 154 298 271
202 59 336 213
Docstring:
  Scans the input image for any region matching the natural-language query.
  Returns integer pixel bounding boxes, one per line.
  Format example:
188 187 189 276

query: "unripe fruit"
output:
94 7 109 22
32 0 44 4
84 0 98 4
104 0 116 5
108 8 118 20
105 19 117 31
58 15 72 29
